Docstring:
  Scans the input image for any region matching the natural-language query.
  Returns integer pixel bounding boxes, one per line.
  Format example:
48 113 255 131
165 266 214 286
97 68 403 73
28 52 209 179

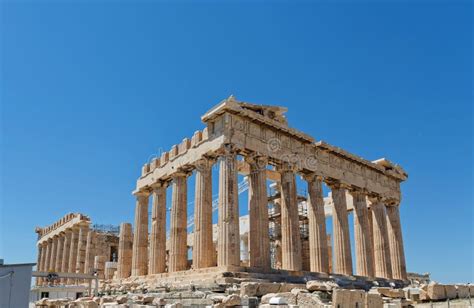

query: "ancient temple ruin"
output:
35 213 120 285
117 96 408 284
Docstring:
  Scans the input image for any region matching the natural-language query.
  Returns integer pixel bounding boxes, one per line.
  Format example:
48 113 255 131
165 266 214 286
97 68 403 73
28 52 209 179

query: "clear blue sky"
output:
1 1 472 283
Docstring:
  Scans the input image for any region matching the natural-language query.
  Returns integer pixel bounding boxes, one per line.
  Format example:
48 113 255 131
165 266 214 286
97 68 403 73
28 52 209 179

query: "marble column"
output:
247 155 270 269
84 230 97 275
36 244 44 285
67 228 79 284
305 174 330 273
217 148 240 267
169 173 188 272
55 234 64 274
330 183 353 276
386 204 407 280
350 190 374 278
149 183 167 274
193 159 215 269
131 191 149 276
61 230 71 283
76 224 89 276
49 236 58 272
43 240 52 285
279 164 302 271
370 197 393 279
117 222 133 278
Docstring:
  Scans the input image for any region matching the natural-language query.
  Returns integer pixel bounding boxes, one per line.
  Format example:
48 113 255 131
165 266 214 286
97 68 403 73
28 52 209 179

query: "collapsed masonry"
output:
35 213 120 285
116 96 408 285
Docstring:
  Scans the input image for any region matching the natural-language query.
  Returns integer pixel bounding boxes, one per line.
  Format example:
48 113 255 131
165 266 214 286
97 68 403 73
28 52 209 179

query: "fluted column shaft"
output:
149 184 167 274
193 159 214 269
330 184 353 275
49 236 58 272
76 224 89 276
370 198 393 279
351 190 374 278
36 244 43 285
279 166 302 271
43 240 52 285
84 230 97 275
306 175 330 273
61 231 71 283
169 173 188 272
117 222 133 278
54 235 64 273
247 155 270 269
386 204 407 280
67 228 79 284
217 148 240 267
131 192 149 276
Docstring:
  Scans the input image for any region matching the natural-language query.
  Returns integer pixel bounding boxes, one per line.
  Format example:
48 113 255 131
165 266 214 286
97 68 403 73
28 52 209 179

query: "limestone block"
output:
365 292 383 308
178 138 191 154
191 131 202 147
444 284 457 299
470 284 474 296
222 294 241 306
306 280 336 292
279 283 306 292
456 285 470 298
261 292 297 305
291 288 309 295
372 287 404 298
426 282 446 300
115 296 128 304
240 282 258 297
332 289 364 308
169 145 178 159
296 292 326 307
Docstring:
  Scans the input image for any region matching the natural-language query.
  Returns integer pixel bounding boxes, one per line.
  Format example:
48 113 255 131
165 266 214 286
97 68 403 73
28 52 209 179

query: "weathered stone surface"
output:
222 294 241 306
332 289 365 307
456 285 470 298
426 282 446 300
261 292 297 305
306 280 336 291
365 292 383 308
444 284 457 299
296 292 326 307
372 287 404 298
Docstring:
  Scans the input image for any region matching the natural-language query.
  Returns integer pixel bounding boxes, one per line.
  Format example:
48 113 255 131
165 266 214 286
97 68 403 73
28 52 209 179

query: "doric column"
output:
84 230 97 275
247 155 270 269
386 203 407 280
54 234 64 275
169 172 188 272
36 244 44 285
49 236 58 272
369 197 393 279
149 183 167 274
67 228 79 284
76 224 89 276
43 240 52 285
329 182 353 276
278 164 302 271
117 222 133 278
61 230 71 283
131 191 150 276
350 190 374 278
217 147 240 267
305 174 329 274
193 158 215 269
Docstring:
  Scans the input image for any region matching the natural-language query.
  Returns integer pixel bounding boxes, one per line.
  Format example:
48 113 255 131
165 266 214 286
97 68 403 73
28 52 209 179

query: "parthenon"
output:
118 96 408 283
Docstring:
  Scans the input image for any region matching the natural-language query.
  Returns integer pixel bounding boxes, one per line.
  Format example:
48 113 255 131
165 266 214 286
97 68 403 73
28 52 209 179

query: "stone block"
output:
426 283 446 300
372 287 404 298
306 280 335 292
456 285 470 298
279 283 306 292
222 294 240 306
296 292 325 307
240 282 258 297
169 145 178 159
332 289 364 308
257 282 282 296
444 284 457 299
160 152 169 165
178 138 191 154
365 292 383 308
470 284 474 296
191 131 202 147
261 292 297 305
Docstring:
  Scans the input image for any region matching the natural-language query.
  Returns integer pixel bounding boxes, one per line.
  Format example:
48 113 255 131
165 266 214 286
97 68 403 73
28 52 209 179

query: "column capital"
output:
301 172 323 183
194 156 216 172
277 161 299 173
367 194 383 204
325 179 350 190
150 180 168 190
171 170 191 179
133 190 150 198
383 198 400 207
347 187 368 197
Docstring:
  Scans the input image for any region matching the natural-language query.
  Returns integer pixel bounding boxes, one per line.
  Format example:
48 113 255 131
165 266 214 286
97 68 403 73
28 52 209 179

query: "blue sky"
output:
1 1 472 283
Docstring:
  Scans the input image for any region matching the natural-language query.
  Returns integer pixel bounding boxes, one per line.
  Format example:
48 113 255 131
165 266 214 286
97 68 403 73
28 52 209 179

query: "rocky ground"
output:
34 281 473 307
